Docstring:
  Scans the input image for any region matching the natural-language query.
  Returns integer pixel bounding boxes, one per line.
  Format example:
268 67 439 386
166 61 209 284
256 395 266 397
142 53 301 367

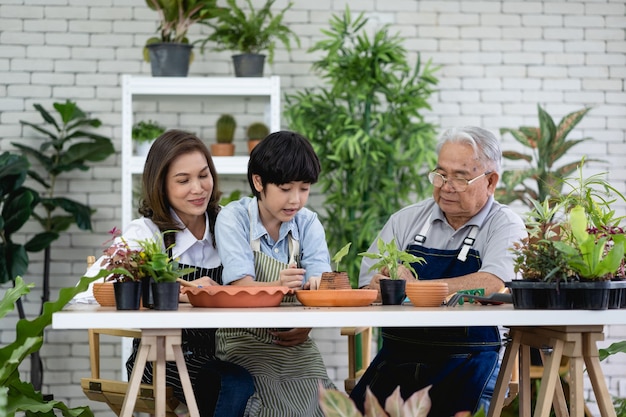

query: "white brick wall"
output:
1 1 625 416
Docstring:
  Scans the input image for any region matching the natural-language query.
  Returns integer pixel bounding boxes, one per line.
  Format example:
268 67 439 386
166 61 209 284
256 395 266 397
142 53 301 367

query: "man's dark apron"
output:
350 217 501 416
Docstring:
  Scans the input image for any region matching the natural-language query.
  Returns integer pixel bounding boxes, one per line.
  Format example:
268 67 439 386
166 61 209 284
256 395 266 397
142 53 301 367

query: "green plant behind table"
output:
284 8 439 287
197 0 300 65
0 273 112 417
360 238 425 280
132 120 167 144
497 105 595 209
15 99 114 390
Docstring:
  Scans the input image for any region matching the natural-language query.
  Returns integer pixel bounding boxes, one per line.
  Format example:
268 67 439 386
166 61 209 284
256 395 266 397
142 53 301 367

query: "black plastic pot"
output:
147 43 192 77
507 280 613 310
141 276 155 309
232 53 265 77
380 279 406 305
152 281 180 311
113 281 141 310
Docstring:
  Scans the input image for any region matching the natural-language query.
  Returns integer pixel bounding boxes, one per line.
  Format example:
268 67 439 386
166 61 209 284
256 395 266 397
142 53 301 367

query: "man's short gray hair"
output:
436 127 502 173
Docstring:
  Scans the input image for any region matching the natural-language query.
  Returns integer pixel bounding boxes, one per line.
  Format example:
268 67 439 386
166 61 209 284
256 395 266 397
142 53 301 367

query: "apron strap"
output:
457 225 479 262
414 214 432 244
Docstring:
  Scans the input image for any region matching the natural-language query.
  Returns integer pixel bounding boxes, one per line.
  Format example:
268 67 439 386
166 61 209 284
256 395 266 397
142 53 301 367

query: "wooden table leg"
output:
533 337 565 417
488 329 521 417
119 340 150 417
583 332 616 417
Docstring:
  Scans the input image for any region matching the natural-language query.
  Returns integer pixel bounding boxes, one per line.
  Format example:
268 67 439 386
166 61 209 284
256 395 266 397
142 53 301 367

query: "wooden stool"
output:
489 326 616 417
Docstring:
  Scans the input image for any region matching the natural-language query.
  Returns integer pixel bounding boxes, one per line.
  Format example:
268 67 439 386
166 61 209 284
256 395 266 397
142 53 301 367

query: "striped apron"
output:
216 232 336 417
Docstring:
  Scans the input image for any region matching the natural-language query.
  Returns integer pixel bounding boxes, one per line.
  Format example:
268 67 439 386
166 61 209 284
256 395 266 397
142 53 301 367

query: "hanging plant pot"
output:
379 279 406 305
147 43 193 77
232 54 265 77
152 282 180 311
113 281 141 310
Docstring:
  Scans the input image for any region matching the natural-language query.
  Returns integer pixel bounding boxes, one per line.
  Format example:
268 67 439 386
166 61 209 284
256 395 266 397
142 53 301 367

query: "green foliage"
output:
360 238 425 280
0 273 111 417
144 0 224 44
497 105 595 209
216 114 237 143
198 0 300 64
0 153 56 285
331 242 352 272
135 232 195 283
246 122 270 140
132 120 166 143
284 9 439 286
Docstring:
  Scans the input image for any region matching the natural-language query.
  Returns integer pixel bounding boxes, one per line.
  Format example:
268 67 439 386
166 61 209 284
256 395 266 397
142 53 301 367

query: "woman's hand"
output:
279 263 306 289
269 327 311 346
178 276 219 303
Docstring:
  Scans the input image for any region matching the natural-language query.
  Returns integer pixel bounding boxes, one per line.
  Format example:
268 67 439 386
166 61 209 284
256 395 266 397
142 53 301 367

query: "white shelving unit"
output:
121 74 281 230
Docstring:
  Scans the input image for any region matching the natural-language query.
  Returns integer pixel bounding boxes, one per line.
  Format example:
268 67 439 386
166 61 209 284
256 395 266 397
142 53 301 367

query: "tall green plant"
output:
284 8 439 286
497 105 594 209
14 100 114 390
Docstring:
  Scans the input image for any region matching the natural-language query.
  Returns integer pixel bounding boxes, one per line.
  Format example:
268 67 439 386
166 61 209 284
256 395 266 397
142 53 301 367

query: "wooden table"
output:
53 304 626 417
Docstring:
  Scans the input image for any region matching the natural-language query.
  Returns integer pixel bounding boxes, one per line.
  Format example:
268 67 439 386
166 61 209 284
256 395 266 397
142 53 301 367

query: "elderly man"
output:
350 127 527 416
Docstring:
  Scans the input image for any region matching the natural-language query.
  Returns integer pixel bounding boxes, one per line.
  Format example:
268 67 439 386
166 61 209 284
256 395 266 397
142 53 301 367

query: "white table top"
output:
52 303 626 330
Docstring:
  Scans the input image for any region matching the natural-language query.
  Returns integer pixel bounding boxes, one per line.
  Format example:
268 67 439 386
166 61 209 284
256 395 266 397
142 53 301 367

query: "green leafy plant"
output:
132 119 166 144
246 122 270 140
198 0 300 65
15 99 114 390
135 231 195 283
285 8 439 287
143 0 224 60
497 105 595 209
331 242 352 272
360 238 425 280
0 273 112 417
216 114 237 144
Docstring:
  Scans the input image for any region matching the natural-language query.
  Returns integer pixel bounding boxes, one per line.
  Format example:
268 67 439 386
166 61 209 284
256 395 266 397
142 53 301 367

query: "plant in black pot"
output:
198 0 300 77
143 0 225 76
360 238 425 305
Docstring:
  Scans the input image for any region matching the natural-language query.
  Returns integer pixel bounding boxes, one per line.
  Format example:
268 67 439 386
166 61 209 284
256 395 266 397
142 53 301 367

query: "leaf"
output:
318 385 363 417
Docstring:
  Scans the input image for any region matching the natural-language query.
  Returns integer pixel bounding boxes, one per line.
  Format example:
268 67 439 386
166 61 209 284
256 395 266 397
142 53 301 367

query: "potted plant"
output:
360 238 425 305
318 243 353 290
246 121 269 154
496 104 596 210
132 119 166 156
211 114 236 156
143 0 225 77
198 0 300 77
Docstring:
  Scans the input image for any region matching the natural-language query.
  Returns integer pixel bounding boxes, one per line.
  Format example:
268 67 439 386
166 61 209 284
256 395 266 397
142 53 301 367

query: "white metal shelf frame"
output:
121 74 281 230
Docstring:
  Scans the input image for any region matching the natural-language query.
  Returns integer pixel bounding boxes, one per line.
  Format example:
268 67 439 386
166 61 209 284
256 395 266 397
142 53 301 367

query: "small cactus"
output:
246 122 270 140
216 114 236 143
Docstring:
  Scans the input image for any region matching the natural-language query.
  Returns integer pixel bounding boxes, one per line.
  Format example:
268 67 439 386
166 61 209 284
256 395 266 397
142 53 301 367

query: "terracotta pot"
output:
319 272 351 290
405 281 448 307
93 282 115 307
210 143 235 156
247 139 261 154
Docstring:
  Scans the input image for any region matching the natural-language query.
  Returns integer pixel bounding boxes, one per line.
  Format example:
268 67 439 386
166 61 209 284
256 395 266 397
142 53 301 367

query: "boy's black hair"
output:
247 131 321 199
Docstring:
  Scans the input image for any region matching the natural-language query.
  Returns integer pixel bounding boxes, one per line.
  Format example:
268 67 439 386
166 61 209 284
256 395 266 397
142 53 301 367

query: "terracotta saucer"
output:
181 286 291 308
295 289 378 307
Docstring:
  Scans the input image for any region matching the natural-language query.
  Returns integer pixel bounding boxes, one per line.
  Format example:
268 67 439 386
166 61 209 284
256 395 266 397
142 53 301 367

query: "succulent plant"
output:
246 122 270 140
216 114 236 143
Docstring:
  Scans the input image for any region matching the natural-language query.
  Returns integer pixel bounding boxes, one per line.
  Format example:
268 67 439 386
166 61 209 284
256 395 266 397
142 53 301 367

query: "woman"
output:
87 130 254 417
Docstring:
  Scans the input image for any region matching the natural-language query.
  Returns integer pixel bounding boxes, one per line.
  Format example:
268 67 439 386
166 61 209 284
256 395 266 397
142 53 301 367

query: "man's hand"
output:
367 266 417 302
269 327 311 346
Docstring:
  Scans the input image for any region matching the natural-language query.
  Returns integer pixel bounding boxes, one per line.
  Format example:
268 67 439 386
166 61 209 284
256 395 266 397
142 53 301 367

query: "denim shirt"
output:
215 196 331 285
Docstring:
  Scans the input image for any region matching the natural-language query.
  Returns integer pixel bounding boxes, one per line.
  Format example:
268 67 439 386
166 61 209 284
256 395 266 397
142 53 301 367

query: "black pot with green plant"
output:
14 100 114 390
198 0 300 77
285 8 439 288
497 105 596 210
143 0 225 76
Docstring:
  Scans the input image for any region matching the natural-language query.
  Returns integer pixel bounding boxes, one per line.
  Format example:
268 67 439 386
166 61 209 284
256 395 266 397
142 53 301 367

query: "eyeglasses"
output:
428 171 492 192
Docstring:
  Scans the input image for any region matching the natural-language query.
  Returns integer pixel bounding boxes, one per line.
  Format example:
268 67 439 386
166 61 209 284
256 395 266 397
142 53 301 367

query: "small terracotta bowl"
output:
405 281 449 307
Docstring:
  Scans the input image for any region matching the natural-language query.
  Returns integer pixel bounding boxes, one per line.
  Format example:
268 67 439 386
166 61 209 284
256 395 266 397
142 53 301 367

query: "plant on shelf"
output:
211 114 237 156
143 0 225 76
132 119 166 156
246 121 269 154
285 8 439 288
198 0 300 77
497 105 595 210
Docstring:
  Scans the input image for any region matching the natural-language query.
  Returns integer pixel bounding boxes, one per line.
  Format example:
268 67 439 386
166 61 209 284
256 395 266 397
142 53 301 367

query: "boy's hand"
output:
279 263 306 289
303 275 321 290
